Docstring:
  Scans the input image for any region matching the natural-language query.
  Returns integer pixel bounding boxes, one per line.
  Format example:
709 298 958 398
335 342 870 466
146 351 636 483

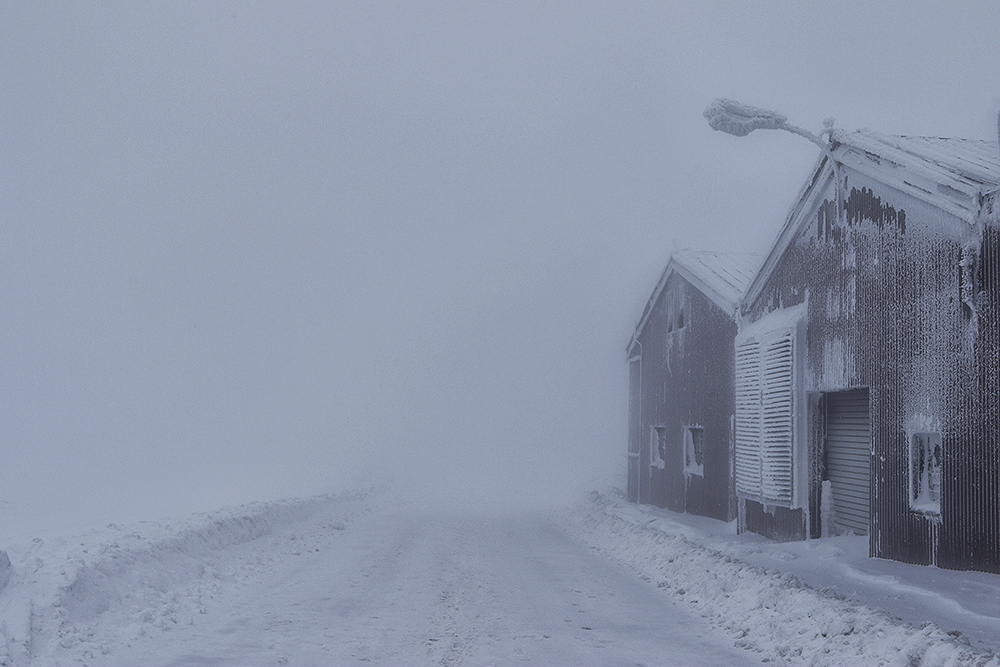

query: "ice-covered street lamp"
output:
705 97 843 239
703 98 831 151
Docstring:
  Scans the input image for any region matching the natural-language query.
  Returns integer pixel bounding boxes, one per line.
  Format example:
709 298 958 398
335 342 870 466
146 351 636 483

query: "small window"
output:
672 284 685 331
910 432 942 515
665 284 686 334
683 426 704 477
651 427 668 468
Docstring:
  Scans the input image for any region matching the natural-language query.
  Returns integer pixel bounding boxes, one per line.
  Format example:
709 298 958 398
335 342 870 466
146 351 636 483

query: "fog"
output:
2 2 999 527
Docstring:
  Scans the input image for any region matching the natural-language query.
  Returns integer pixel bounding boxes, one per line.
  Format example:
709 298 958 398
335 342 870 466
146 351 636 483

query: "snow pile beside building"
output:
0 489 375 666
565 491 1000 667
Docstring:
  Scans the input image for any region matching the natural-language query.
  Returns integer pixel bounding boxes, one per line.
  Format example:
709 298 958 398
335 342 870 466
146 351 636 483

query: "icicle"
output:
960 239 980 345
820 480 834 538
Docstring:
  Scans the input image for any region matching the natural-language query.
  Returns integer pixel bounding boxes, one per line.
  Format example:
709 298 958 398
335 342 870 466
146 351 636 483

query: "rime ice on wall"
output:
737 132 1000 571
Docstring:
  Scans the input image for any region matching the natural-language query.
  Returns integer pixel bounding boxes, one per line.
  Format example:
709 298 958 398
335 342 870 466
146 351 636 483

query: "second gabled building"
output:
627 250 761 521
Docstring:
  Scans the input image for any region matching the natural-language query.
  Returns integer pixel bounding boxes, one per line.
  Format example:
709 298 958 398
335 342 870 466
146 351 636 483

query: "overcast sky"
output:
2 2 999 526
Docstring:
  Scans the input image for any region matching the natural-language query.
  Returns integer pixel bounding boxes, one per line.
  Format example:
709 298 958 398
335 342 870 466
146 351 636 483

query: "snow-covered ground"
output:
0 490 376 665
0 487 997 665
0 488 757 666
566 490 1000 666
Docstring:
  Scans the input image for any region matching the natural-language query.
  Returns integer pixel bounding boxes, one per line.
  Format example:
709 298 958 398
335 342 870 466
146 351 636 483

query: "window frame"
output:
909 432 942 516
664 282 686 335
650 426 667 469
683 426 705 477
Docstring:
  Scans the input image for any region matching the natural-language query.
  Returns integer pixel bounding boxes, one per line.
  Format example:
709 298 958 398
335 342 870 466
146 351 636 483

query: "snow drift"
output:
0 490 374 665
565 490 1000 667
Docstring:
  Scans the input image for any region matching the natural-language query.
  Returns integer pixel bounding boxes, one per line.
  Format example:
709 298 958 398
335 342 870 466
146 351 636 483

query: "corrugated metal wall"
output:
742 164 1000 572
627 357 641 503
743 500 806 542
943 222 1000 571
975 224 1000 569
984 222 1000 568
857 201 986 568
629 273 738 522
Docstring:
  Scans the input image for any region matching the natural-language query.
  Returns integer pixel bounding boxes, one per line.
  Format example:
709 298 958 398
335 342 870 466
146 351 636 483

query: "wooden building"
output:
734 129 1000 572
627 250 761 521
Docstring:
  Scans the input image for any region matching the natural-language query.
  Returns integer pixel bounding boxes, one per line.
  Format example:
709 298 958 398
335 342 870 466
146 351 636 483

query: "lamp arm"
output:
777 121 831 152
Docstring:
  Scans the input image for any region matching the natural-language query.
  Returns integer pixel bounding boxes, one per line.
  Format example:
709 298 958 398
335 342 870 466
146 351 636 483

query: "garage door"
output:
825 389 870 535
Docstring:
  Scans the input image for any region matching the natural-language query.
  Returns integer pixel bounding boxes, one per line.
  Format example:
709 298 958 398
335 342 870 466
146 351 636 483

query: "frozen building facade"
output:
735 130 1000 572
627 251 761 521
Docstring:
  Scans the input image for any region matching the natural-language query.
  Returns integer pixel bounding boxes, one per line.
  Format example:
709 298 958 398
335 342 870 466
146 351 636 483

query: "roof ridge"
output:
628 249 763 352
839 128 997 142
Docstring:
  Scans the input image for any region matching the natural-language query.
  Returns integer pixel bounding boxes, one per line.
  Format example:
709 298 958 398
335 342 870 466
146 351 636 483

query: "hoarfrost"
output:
704 99 788 137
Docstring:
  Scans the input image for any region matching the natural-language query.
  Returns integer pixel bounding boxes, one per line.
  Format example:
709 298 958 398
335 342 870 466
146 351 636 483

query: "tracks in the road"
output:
57 502 763 666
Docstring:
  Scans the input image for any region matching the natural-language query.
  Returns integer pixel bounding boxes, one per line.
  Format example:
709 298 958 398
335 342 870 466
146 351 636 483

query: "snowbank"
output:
0 489 375 666
564 491 1000 667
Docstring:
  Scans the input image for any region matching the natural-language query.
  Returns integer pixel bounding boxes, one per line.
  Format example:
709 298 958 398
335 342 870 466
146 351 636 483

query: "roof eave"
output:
835 144 982 225
627 255 742 354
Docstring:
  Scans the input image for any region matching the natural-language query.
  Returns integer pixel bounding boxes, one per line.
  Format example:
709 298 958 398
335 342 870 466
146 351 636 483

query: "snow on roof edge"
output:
742 130 1000 311
628 250 762 355
830 129 1000 224
741 153 835 310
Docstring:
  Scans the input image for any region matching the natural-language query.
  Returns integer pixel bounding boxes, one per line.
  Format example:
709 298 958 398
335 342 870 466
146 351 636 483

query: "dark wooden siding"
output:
632 272 738 522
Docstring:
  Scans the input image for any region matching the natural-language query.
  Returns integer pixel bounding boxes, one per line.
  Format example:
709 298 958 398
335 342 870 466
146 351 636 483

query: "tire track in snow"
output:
38 496 761 666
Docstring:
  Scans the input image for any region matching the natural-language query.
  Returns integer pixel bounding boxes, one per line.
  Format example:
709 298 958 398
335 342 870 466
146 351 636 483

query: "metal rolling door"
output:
826 389 871 535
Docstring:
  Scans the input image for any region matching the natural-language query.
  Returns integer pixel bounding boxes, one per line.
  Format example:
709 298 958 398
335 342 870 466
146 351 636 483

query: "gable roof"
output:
830 130 1000 224
743 131 1000 307
628 250 762 355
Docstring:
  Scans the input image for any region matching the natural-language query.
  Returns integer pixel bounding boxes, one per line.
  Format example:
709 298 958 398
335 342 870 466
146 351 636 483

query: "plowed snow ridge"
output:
0 490 374 665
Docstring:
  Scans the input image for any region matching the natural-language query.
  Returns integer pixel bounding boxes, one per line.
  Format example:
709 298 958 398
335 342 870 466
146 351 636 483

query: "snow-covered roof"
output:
628 250 762 354
742 130 1000 308
672 250 762 308
829 130 1000 224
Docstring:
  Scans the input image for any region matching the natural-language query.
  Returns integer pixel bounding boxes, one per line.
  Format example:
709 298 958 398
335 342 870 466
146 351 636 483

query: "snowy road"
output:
67 504 760 666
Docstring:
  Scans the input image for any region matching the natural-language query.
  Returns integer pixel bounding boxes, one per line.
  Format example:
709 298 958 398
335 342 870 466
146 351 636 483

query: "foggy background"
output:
2 2 999 528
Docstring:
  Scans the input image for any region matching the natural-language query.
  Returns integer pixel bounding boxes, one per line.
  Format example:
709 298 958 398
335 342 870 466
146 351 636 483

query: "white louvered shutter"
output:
760 333 794 504
735 308 800 507
734 339 762 498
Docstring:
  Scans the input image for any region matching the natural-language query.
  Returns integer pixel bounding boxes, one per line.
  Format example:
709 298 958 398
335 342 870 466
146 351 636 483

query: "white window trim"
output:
683 425 705 477
650 426 667 469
